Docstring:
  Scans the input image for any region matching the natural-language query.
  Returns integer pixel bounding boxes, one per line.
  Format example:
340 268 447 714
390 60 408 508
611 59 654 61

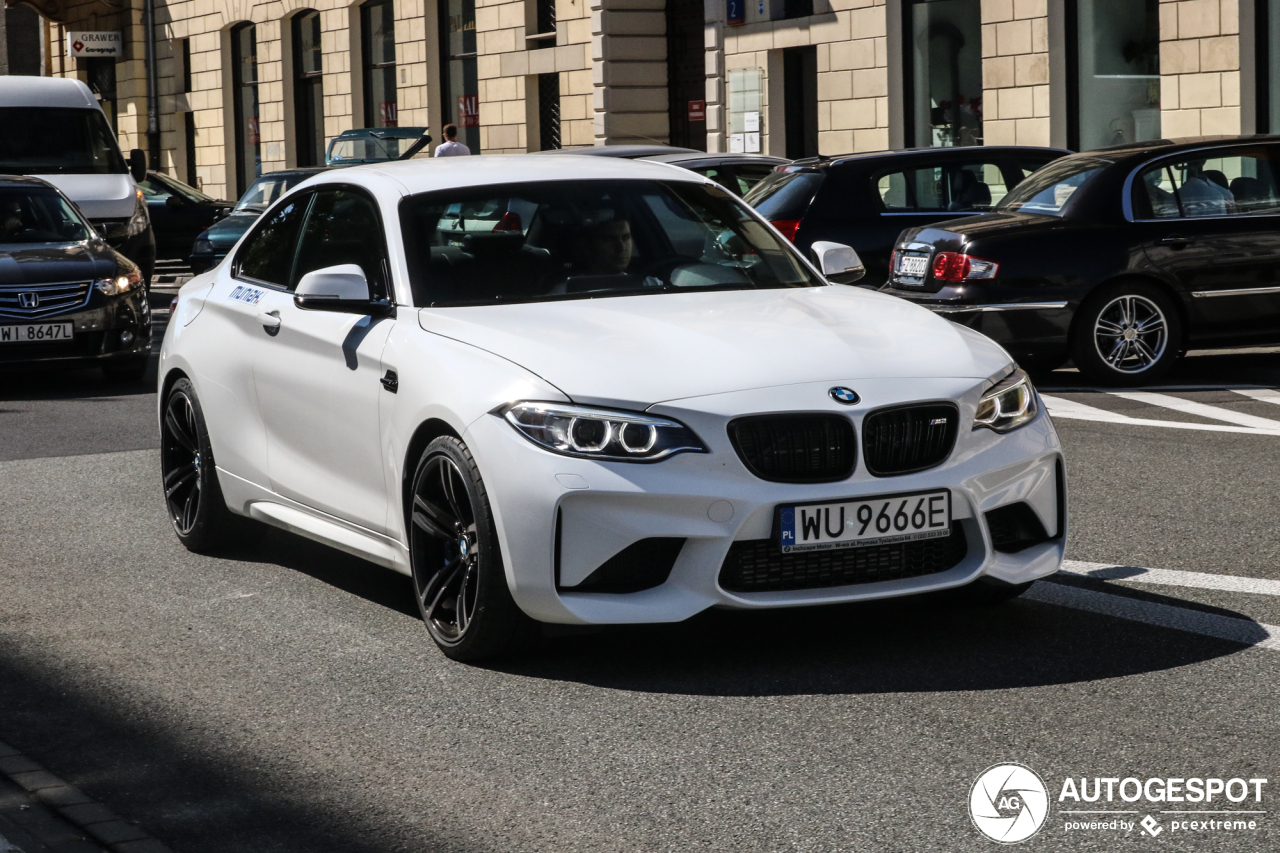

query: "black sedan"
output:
0 176 150 381
883 135 1280 385
743 145 1069 287
139 172 230 260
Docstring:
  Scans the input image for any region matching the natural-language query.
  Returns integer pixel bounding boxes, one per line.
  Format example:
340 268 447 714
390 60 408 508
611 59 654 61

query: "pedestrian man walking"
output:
434 125 470 157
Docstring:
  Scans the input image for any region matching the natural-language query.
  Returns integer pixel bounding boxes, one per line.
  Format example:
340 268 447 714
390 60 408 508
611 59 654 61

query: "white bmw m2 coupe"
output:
159 155 1065 661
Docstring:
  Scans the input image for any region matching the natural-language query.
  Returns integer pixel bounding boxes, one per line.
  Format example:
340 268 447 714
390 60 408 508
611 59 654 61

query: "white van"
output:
0 76 155 281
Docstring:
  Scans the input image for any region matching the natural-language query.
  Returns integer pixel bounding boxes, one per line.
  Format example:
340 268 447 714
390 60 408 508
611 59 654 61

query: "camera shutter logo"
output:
969 764 1049 843
18 292 39 309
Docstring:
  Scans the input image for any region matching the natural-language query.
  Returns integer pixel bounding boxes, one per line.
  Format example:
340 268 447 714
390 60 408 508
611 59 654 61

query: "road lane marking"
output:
1233 388 1280 406
1060 560 1280 597
1108 391 1280 429
1041 395 1280 436
1026 582 1280 652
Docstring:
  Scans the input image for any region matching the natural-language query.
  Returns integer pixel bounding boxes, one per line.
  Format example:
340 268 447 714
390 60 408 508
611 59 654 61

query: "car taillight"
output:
493 212 523 232
931 251 999 282
770 219 802 242
889 249 898 274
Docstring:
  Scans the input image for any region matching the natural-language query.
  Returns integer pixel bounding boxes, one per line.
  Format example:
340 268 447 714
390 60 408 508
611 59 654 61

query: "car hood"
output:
417 286 1012 409
29 173 135 219
0 241 118 284
202 211 260 248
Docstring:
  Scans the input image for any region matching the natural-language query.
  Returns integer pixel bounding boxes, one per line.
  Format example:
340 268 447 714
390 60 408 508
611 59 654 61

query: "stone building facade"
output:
12 0 1274 202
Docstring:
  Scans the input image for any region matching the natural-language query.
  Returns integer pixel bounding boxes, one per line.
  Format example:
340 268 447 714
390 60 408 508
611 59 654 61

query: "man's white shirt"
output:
434 141 471 157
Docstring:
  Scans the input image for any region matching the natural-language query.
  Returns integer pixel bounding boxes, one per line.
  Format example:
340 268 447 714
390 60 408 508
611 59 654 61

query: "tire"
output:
161 378 264 553
102 356 149 383
408 436 539 662
1070 281 1182 386
955 578 1034 605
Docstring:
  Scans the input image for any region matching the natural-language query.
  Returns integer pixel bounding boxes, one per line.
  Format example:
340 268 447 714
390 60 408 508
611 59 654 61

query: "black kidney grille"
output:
719 523 967 593
728 414 856 483
862 403 959 476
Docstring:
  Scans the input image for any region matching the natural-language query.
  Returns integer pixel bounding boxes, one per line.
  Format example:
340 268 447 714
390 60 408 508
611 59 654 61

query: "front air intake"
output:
985 502 1052 553
728 414 856 483
560 537 685 594
862 403 959 476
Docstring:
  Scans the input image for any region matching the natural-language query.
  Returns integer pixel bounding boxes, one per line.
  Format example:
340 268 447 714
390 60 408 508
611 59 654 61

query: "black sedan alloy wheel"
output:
408 436 536 661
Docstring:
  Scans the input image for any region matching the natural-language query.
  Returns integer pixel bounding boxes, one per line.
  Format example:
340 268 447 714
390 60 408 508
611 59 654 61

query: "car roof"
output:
640 152 790 166
335 126 428 140
0 77 99 110
0 175 58 189
1069 134 1280 164
788 145 1071 170
328 154 711 195
257 167 330 179
534 144 704 158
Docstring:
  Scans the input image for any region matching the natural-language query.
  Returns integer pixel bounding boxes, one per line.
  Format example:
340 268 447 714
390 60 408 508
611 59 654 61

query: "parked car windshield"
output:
0 108 126 176
996 157 1110 216
742 169 826 220
141 173 215 203
0 186 92 243
401 179 821 306
235 174 310 212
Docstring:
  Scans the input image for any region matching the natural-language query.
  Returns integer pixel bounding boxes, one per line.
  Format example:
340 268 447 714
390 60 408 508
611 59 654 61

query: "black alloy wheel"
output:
160 378 263 552
1071 281 1182 386
408 436 537 661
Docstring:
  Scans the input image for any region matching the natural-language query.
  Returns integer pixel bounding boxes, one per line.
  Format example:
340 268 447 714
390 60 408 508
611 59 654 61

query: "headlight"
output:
96 269 144 296
127 188 150 237
973 368 1038 433
503 402 707 462
192 238 213 254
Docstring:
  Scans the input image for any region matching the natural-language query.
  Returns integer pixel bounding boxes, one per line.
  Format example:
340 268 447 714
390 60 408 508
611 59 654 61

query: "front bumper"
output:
465 376 1065 625
880 283 1074 361
0 288 152 368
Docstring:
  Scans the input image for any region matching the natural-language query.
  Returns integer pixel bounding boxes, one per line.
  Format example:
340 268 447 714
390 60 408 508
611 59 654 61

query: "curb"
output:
0 740 174 853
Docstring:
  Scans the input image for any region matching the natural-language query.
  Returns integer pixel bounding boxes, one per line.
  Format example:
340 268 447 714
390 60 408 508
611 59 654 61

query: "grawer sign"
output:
66 32 122 58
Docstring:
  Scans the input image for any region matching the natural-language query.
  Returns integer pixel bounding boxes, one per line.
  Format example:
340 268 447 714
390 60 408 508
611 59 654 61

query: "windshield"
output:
235 174 308 212
140 173 214 203
0 186 93 243
996 157 1110 216
401 179 821 306
742 170 825 220
327 134 421 165
0 108 126 175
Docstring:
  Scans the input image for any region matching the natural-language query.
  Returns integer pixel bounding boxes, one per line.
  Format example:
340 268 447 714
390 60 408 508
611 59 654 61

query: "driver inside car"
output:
0 198 26 238
571 212 633 275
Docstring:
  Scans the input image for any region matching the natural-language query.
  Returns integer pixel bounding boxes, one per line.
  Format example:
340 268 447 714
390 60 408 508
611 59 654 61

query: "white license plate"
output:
777 489 951 553
897 254 929 277
0 322 73 343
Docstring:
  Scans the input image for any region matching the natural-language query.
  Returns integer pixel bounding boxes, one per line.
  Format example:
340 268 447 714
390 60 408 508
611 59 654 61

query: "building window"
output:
362 0 397 127
293 10 325 166
185 112 198 188
86 58 117 132
440 0 479 153
904 0 982 147
1258 0 1280 132
1069 0 1160 149
181 38 192 94
535 0 555 36
537 72 560 150
783 46 817 158
231 24 260 196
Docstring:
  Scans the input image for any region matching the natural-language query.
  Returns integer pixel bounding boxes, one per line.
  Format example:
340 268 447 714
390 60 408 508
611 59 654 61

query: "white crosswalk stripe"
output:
1232 388 1280 406
1041 393 1280 436
1060 560 1280 597
1108 391 1280 429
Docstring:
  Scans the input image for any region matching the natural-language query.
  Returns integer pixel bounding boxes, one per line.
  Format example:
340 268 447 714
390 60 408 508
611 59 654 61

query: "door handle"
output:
256 311 281 335
1160 235 1193 247
381 370 399 393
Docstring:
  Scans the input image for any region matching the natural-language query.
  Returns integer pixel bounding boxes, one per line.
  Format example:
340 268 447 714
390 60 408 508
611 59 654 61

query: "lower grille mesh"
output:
719 523 968 593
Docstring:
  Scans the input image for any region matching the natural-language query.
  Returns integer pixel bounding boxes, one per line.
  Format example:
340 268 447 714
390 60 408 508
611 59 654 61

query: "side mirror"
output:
101 221 130 242
129 149 147 183
215 207 232 220
165 194 185 207
293 264 393 315
810 241 866 285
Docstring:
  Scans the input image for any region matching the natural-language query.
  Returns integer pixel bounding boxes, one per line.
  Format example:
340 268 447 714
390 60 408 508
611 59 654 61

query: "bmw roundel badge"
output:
828 387 859 405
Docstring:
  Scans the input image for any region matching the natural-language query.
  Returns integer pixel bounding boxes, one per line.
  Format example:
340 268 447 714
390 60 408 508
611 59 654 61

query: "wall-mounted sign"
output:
458 94 479 128
688 100 706 122
727 0 744 26
66 31 122 58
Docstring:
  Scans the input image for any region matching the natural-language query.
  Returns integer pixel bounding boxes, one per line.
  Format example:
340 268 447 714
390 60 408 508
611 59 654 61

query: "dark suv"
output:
743 146 1068 287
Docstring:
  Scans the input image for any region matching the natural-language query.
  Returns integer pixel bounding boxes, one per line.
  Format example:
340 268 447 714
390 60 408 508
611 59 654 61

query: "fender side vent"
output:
561 537 685 594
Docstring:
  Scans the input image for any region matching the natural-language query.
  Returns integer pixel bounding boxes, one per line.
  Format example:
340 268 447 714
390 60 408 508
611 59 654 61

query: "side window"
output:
732 164 778 195
291 187 390 297
876 163 1007 212
235 193 310 286
1137 150 1280 219
691 166 740 195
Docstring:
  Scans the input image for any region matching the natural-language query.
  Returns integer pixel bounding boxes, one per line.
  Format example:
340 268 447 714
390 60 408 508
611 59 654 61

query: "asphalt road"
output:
2 337 1280 852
